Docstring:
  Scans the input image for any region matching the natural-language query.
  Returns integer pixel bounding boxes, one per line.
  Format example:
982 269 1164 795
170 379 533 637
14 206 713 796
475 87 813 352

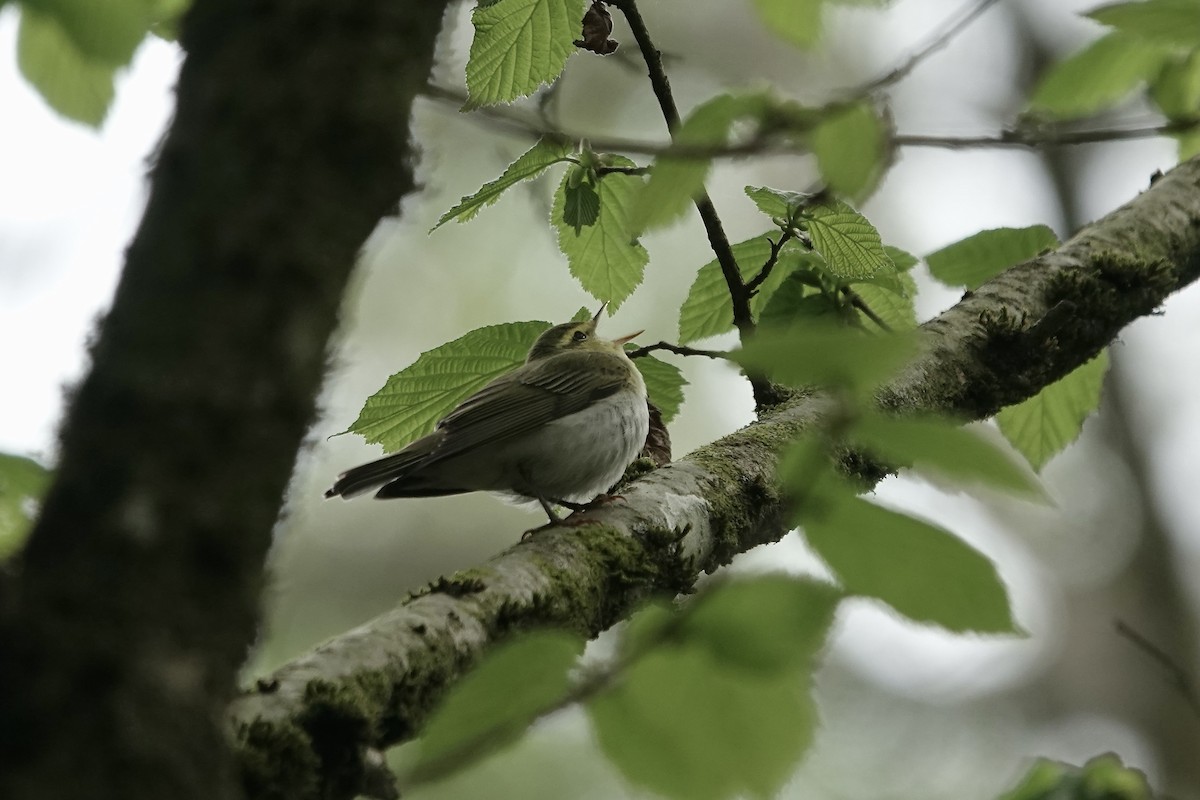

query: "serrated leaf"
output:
849 271 918 330
925 225 1059 290
17 8 116 127
802 200 895 282
680 575 842 675
995 350 1109 471
464 0 581 108
851 414 1043 498
1151 50 1200 119
1088 0 1200 48
433 136 573 230
553 157 647 309
590 648 817 800
1028 32 1171 118
346 321 550 451
561 171 600 234
631 354 687 423
809 103 885 199
802 492 1016 633
633 93 772 232
751 0 827 48
410 630 582 783
677 235 811 343
732 320 918 393
745 185 800 221
0 453 50 560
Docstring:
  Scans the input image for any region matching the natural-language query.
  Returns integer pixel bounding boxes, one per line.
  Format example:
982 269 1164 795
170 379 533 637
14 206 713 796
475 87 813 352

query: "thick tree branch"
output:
230 155 1200 800
0 1 450 799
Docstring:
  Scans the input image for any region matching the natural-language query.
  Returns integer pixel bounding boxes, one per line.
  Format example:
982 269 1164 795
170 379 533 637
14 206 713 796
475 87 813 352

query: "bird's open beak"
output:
611 330 644 345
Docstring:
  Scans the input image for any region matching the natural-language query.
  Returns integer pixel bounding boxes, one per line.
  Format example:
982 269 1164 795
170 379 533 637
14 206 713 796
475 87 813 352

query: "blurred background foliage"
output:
2 0 1199 797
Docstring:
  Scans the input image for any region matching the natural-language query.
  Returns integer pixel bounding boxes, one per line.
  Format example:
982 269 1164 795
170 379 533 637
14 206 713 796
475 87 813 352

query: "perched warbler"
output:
325 306 649 524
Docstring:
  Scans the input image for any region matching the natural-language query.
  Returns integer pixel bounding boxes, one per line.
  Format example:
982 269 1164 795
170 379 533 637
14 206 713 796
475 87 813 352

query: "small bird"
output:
326 305 649 525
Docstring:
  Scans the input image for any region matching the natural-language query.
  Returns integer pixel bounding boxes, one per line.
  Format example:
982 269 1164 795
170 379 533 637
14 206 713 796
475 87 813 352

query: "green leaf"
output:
553 157 648 310
802 493 1016 633
560 170 600 234
590 648 817 800
677 234 809 343
925 225 1059 290
802 200 895 282
23 0 155 66
884 245 919 272
995 350 1109 471
632 354 687 424
1088 0 1200 48
433 136 573 230
758 270 838 327
345 321 550 451
410 630 582 783
1028 32 1171 118
464 0 582 108
0 453 50 560
851 414 1043 498
999 754 1153 800
732 320 918 393
17 7 117 127
633 93 771 232
680 575 842 675
808 103 886 199
751 0 827 48
745 185 808 222
1151 49 1200 118
848 271 918 330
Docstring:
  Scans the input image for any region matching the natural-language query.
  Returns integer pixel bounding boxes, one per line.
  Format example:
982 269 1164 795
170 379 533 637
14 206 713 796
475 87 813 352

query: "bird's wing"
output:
425 350 627 464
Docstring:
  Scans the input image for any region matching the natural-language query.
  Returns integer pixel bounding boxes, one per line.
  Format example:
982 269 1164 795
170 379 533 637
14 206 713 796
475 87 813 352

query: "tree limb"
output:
230 155 1200 800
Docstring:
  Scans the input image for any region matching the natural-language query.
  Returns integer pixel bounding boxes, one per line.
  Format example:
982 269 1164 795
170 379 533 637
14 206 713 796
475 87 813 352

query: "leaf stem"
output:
841 287 893 332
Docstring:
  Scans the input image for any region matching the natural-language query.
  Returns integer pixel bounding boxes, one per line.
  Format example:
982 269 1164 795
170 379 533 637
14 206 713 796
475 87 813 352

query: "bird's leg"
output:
551 493 624 512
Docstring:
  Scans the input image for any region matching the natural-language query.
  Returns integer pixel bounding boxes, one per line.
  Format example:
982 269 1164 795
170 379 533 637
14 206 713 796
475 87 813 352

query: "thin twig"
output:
841 287 893 332
627 341 729 360
1115 620 1200 720
747 231 795 294
595 165 650 176
854 0 1005 96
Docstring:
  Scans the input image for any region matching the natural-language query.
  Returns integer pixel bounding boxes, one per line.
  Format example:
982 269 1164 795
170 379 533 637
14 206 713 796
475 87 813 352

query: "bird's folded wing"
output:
425 351 625 464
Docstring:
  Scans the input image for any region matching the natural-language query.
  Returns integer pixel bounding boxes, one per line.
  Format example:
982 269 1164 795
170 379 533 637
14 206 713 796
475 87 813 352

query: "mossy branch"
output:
230 155 1200 800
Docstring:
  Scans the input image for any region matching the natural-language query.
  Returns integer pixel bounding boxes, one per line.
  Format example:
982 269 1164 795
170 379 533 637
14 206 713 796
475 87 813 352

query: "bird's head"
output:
526 303 644 362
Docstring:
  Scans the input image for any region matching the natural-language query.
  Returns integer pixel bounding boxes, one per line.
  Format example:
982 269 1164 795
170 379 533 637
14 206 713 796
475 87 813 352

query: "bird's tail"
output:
325 435 455 499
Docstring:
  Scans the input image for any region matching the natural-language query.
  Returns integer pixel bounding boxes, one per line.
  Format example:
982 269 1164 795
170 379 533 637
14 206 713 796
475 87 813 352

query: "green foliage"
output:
850 413 1043 499
995 351 1110 471
677 234 808 343
848 272 918 330
925 225 1060 290
998 753 1153 800
808 102 886 199
633 93 772 232
751 0 826 48
1151 50 1200 159
732 319 917 395
0 453 50 560
801 489 1017 633
408 631 583 784
433 136 574 230
17 7 117 127
344 321 549 451
802 199 896 283
1028 33 1171 118
22 0 156 65
464 0 583 109
1087 0 1200 48
631 354 688 424
552 158 648 310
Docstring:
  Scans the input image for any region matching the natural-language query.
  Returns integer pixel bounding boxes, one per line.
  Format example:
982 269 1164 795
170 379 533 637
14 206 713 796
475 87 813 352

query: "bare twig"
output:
747 231 795 294
842 287 893 332
1115 619 1200 720
627 341 729 360
854 0 1006 96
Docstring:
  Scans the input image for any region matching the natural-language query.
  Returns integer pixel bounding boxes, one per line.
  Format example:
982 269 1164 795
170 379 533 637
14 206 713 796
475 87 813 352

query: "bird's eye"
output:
572 330 588 342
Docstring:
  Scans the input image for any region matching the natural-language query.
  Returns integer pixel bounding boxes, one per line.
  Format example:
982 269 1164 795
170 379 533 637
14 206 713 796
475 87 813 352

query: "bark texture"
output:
229 157 1200 799
0 1 449 798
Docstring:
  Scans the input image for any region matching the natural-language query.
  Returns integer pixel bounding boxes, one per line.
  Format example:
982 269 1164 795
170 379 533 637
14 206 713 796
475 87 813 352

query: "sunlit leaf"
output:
802 492 1016 633
808 103 886 199
17 8 117 127
409 631 582 783
803 200 895 282
1088 0 1200 48
553 158 648 309
433 136 573 230
847 272 918 331
464 0 582 108
344 321 550 451
995 350 1109 471
925 225 1059 289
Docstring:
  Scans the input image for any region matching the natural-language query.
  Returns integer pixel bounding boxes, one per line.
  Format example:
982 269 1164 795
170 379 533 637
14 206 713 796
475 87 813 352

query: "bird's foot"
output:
552 493 625 512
